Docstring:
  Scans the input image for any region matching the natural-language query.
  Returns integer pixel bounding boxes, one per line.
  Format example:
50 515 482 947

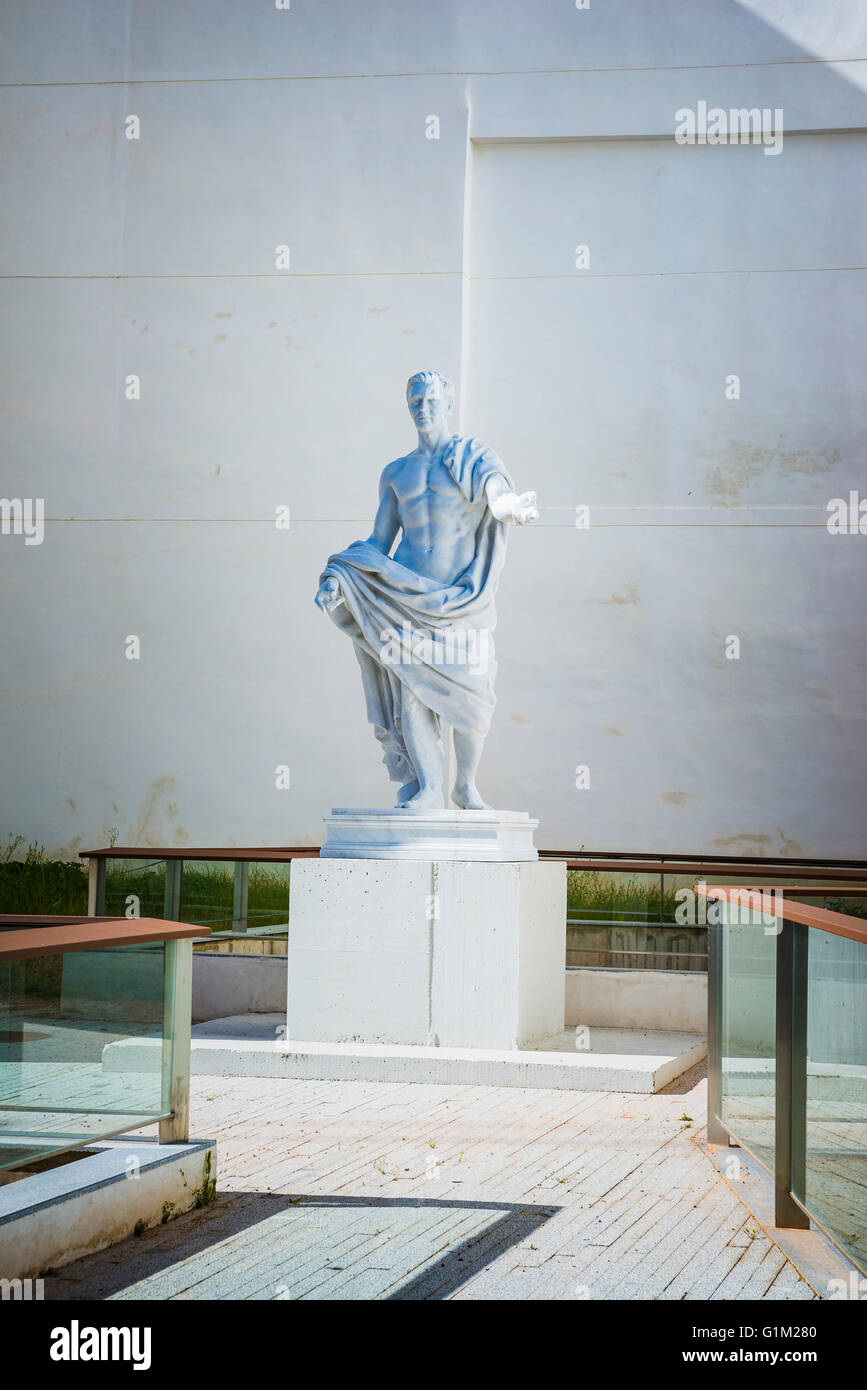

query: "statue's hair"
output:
406 369 455 411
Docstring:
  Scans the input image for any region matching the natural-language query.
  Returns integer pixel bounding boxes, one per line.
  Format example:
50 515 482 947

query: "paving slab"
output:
42 1067 827 1302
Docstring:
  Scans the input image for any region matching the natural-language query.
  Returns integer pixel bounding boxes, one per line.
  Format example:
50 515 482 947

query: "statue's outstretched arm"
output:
484 474 539 526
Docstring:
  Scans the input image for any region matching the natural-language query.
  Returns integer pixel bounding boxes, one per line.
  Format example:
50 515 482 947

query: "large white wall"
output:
1 1 866 857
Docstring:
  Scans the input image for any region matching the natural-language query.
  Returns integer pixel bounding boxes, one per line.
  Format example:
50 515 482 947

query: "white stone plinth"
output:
320 808 538 861
287 857 566 1049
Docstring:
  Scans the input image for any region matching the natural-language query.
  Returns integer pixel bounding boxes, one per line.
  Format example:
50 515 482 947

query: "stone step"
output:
104 1016 706 1094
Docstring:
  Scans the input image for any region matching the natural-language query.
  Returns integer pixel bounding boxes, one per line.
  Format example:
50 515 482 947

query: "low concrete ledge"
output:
0 1139 215 1281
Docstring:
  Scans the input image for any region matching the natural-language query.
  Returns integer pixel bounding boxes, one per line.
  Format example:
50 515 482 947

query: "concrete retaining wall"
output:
191 954 708 1033
566 967 707 1033
193 952 287 1023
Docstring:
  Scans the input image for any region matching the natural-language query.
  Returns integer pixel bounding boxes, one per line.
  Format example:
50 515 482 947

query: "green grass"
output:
0 838 88 915
3 841 862 928
0 841 291 932
105 860 291 931
566 869 867 925
567 869 669 921
817 896 867 921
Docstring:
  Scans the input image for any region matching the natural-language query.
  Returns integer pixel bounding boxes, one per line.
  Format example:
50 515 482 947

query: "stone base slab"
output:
104 1021 706 1093
320 807 538 861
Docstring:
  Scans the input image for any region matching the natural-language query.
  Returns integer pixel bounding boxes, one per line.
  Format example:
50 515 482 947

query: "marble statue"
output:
315 370 538 810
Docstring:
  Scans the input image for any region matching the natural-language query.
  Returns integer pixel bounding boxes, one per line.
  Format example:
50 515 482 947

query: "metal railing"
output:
561 863 867 972
0 915 208 1169
76 847 867 974
700 884 867 1274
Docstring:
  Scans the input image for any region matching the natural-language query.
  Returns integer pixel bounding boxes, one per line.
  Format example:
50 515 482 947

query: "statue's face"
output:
407 379 451 432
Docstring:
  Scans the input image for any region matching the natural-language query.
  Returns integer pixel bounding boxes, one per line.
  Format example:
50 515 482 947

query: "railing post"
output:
163 858 182 921
774 920 810 1228
159 937 192 1144
791 921 809 1206
706 902 730 1145
86 856 105 916
232 861 249 931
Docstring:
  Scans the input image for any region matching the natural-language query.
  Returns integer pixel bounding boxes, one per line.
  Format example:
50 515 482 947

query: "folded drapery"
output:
320 435 513 783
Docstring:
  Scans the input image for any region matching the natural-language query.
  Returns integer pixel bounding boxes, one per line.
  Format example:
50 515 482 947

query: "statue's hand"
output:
315 576 342 611
513 490 539 525
488 486 540 525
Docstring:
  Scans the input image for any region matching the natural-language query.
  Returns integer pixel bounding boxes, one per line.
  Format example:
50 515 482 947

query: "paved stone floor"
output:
47 1062 816 1301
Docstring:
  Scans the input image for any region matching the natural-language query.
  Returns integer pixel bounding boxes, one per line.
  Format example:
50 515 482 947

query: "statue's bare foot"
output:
452 781 492 811
398 783 445 810
395 780 419 807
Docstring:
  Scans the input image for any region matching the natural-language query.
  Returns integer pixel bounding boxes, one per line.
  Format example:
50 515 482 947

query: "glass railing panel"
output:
665 874 860 923
719 907 777 1170
658 871 711 969
794 891 867 921
794 927 867 1271
566 869 662 967
566 868 660 923
565 924 706 970
179 860 236 932
247 862 291 932
103 856 169 920
0 942 170 1171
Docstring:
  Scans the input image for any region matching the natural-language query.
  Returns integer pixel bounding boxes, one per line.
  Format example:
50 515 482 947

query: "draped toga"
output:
320 435 514 786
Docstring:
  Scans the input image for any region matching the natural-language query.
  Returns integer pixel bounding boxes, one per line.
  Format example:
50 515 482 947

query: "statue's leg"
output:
452 729 492 811
396 688 444 809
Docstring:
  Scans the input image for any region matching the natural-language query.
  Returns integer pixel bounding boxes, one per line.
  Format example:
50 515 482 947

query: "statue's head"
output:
406 370 455 430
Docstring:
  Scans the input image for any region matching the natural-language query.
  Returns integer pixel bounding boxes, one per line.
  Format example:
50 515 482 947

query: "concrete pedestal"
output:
287 857 566 1050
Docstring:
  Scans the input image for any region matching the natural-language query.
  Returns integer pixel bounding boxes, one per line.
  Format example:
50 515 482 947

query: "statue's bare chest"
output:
397 450 452 500
392 455 461 511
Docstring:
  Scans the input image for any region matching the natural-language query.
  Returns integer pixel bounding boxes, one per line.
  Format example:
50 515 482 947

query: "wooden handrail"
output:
700 885 867 897
75 846 867 881
557 859 867 881
0 914 115 925
696 884 867 946
0 917 211 962
79 846 319 861
546 849 867 868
